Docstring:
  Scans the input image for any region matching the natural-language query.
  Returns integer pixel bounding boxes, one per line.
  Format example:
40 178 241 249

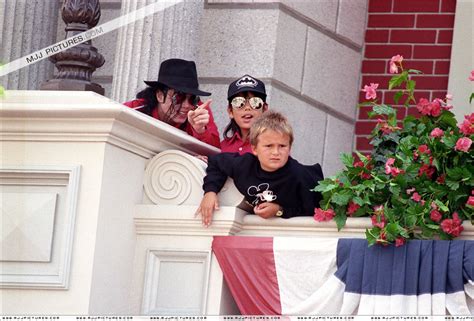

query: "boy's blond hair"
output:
249 111 294 146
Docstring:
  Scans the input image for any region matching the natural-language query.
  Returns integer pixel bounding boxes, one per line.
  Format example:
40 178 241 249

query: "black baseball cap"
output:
227 74 266 100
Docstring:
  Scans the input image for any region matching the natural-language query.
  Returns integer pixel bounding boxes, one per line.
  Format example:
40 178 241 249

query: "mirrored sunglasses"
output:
230 96 264 110
171 91 199 107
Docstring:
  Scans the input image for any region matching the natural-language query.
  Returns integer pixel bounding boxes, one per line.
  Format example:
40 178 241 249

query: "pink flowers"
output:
418 145 431 155
389 55 403 74
347 201 360 216
430 128 444 138
454 137 472 152
440 212 464 237
410 192 422 202
371 214 386 229
469 70 474 81
353 156 373 180
418 164 435 179
395 237 405 247
408 190 425 205
384 158 404 177
363 83 379 100
416 98 441 117
384 158 395 174
468 194 474 207
371 206 386 229
468 191 474 207
430 209 442 222
314 208 335 222
458 113 474 136
354 160 364 168
377 119 401 135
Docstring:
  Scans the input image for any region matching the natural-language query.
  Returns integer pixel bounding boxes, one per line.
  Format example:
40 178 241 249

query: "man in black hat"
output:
124 58 220 148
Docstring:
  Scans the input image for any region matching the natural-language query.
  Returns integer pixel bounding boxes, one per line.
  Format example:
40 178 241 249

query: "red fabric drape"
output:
212 236 281 315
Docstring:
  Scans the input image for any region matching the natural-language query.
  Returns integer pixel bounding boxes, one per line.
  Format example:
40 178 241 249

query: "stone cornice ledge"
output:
134 205 245 236
0 91 220 157
240 216 371 237
239 215 474 240
239 216 474 239
134 203 474 239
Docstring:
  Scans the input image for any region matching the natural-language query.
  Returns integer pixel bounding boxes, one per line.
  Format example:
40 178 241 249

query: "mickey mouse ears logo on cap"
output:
236 75 258 88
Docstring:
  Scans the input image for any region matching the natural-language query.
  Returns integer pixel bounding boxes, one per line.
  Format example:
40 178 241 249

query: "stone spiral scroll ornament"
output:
143 150 207 205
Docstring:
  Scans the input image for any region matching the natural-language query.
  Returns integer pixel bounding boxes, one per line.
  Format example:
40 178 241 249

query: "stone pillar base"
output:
41 79 105 95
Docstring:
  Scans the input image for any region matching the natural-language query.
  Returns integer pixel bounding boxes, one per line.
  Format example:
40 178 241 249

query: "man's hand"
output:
196 192 219 227
254 202 280 219
188 99 211 134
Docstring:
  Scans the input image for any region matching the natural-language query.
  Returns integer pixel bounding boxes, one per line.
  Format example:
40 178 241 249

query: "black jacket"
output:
203 153 324 218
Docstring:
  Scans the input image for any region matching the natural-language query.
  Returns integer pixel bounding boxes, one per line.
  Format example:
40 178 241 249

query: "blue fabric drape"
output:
336 239 474 296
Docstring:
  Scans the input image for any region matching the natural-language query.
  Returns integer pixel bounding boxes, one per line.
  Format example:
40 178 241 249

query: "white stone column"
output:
447 0 474 122
111 0 205 103
0 0 59 90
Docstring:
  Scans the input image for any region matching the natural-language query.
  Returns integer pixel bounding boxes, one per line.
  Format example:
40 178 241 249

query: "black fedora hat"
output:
144 58 211 96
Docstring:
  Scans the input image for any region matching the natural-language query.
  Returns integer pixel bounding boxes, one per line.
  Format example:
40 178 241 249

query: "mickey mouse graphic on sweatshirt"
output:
202 152 324 218
247 183 277 206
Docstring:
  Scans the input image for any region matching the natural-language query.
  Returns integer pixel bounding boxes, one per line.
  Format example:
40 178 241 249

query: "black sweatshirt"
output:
203 153 324 218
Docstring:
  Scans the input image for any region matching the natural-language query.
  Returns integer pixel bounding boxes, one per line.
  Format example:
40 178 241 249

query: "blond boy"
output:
197 111 323 227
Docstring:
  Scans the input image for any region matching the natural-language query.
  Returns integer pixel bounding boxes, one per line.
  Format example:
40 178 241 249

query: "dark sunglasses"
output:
230 96 264 110
171 91 200 107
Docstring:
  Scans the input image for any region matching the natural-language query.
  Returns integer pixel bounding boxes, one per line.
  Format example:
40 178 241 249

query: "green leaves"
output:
389 71 408 90
407 69 422 74
313 180 338 193
443 135 457 148
447 167 467 181
393 91 403 105
438 111 457 129
341 153 354 168
331 190 353 206
372 104 396 117
433 200 449 212
334 207 347 231
385 222 405 239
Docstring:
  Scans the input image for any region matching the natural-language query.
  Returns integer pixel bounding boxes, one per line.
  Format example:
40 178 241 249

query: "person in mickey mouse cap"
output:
221 74 269 154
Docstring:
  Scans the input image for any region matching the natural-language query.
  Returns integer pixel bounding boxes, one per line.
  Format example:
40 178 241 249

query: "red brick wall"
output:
355 0 457 153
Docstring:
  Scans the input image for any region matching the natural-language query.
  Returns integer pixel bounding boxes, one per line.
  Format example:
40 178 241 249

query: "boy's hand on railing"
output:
254 202 280 219
188 99 212 134
196 191 219 227
195 155 208 163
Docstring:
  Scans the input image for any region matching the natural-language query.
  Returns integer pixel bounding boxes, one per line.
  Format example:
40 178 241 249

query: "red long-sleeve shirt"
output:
123 98 221 149
220 132 252 155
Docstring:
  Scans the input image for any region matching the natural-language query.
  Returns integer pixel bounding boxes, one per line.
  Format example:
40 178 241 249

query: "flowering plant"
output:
314 56 474 246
